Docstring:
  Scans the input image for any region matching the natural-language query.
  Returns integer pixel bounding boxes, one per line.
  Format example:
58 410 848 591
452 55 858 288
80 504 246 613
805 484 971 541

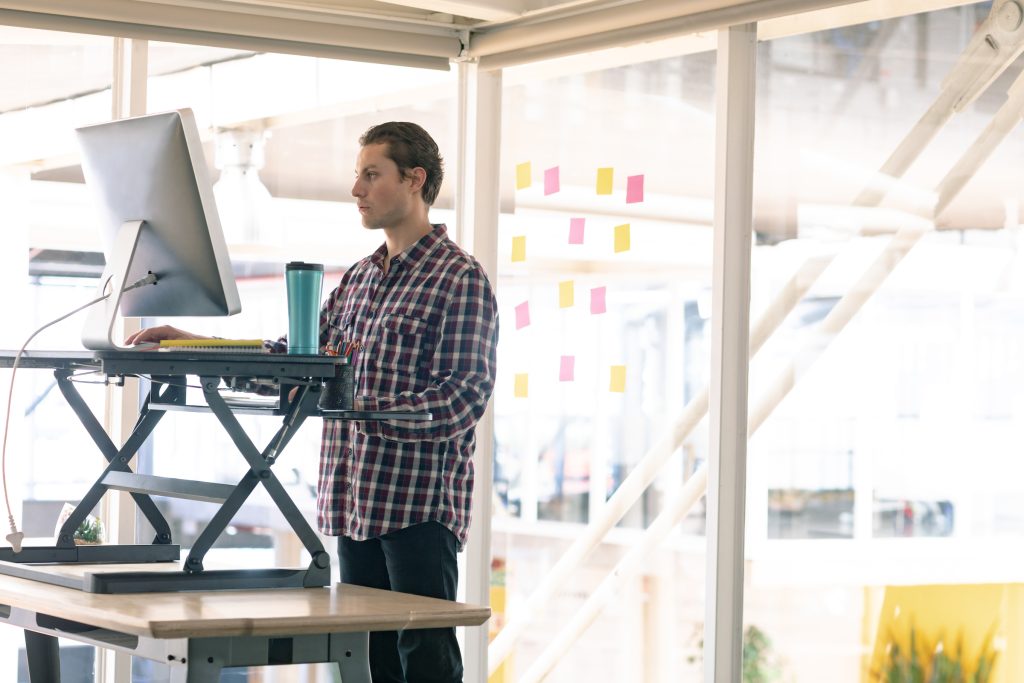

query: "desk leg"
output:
24 630 60 683
330 632 371 683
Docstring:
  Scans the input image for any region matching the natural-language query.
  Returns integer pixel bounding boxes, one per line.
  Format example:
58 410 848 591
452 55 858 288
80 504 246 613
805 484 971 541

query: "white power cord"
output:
1 272 157 552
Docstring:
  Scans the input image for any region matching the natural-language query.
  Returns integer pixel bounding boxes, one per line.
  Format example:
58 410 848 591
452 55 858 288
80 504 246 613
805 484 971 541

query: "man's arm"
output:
123 324 282 395
124 325 209 345
357 266 498 442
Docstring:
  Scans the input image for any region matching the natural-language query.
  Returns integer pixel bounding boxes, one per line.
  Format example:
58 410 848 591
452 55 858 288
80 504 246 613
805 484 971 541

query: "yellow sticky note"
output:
614 223 630 253
596 167 613 195
516 162 532 190
559 280 574 308
610 365 626 392
511 235 526 262
514 373 529 398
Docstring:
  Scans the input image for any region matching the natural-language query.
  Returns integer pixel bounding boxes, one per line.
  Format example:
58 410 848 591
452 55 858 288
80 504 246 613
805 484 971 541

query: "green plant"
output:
687 624 787 683
743 625 784 683
74 516 103 544
873 624 998 683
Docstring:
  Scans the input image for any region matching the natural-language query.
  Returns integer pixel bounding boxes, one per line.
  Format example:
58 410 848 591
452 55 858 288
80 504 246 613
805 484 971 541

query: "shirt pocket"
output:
375 313 432 374
325 312 356 353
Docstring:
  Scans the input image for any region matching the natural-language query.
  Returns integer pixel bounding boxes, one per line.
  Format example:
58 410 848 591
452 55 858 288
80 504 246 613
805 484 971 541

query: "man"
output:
128 122 498 683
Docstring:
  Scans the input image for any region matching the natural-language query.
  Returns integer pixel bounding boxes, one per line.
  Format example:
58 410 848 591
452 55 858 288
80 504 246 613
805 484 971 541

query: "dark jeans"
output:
338 522 463 683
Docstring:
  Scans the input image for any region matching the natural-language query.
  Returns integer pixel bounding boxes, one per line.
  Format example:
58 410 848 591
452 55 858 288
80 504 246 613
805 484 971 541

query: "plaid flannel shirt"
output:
272 224 498 549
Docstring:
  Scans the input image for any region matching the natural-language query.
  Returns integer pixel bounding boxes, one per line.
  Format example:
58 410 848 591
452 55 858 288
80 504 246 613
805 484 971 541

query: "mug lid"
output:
286 261 324 271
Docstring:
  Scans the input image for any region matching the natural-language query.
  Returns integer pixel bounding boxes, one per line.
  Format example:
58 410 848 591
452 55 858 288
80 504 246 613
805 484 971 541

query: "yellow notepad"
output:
158 339 267 353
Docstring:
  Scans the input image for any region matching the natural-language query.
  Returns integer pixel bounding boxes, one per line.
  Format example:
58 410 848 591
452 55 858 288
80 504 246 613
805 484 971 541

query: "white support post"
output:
106 38 148 540
456 59 502 683
112 37 148 121
705 23 756 683
103 35 148 683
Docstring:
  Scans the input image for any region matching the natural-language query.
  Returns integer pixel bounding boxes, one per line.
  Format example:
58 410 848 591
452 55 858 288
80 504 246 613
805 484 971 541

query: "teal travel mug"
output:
285 262 323 354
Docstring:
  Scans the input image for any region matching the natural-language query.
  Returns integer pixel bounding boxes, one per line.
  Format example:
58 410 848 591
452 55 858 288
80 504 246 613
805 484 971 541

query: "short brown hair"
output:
359 122 444 205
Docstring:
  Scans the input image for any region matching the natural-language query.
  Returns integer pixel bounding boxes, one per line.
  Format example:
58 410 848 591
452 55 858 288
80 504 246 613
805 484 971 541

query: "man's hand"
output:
124 325 207 346
288 386 356 402
289 388 370 408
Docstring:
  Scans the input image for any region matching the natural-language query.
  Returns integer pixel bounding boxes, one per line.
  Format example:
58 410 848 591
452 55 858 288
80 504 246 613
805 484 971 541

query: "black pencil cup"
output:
318 362 354 411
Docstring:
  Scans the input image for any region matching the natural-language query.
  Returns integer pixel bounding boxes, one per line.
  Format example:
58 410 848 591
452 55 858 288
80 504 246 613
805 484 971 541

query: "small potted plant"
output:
54 503 104 545
73 516 103 545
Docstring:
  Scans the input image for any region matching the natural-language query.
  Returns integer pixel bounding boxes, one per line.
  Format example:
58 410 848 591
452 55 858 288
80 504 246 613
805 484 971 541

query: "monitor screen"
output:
76 109 241 349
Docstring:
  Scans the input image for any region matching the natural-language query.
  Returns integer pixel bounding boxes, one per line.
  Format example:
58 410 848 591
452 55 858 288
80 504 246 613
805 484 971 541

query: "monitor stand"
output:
82 220 147 351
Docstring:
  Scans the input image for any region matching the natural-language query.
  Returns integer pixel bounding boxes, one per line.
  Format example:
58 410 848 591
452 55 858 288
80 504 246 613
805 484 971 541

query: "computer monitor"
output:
75 109 241 350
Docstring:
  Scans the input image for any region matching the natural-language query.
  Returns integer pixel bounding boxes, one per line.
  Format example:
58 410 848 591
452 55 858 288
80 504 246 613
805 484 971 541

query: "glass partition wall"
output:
488 2 1024 682
746 4 1024 682
489 50 718 681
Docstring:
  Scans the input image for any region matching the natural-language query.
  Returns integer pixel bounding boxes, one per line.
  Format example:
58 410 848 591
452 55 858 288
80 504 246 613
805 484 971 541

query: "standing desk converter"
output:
0 349 430 594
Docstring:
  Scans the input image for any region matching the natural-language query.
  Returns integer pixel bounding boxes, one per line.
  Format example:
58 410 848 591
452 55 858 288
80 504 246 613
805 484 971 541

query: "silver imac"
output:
76 109 241 350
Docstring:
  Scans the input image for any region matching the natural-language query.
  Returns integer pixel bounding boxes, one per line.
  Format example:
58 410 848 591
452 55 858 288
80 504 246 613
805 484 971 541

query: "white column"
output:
456 60 502 683
103 35 149 683
111 37 149 120
104 38 148 544
705 23 756 683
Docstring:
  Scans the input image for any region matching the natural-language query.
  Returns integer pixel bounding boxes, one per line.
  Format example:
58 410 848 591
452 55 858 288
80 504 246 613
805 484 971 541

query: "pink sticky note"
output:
515 301 530 329
569 218 585 244
590 286 607 314
544 166 560 195
559 355 575 381
626 174 644 203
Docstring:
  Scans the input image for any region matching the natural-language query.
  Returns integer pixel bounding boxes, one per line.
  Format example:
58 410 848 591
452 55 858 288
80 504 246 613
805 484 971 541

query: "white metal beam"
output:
456 59 502 683
110 35 146 120
705 22 756 683
471 0 851 68
375 0 523 22
102 35 148 683
758 0 975 40
3 0 460 38
499 1 972 82
934 66 1024 218
853 0 1024 208
0 0 459 69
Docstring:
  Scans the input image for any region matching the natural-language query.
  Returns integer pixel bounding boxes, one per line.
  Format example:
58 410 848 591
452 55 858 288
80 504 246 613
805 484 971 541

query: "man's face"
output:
351 143 416 230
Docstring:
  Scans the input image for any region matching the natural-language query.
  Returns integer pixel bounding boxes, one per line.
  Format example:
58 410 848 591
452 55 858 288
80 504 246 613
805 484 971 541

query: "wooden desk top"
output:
0 563 489 639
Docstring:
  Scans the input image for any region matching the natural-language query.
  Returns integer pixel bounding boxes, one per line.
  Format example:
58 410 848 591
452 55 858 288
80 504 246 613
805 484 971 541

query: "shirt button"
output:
344 481 352 491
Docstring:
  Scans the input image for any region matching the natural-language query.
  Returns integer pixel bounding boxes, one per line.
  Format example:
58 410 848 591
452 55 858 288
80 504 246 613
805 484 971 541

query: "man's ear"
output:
407 167 427 195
